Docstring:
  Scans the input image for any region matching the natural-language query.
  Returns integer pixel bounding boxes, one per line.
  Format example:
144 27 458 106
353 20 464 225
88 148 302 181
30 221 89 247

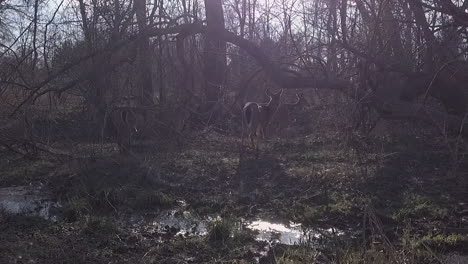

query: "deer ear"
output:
265 88 271 96
293 93 301 104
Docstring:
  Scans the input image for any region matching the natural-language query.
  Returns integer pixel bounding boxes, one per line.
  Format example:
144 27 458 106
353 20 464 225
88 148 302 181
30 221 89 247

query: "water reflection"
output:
247 220 304 245
0 186 60 221
153 210 208 236
132 209 343 247
0 187 343 248
246 219 344 246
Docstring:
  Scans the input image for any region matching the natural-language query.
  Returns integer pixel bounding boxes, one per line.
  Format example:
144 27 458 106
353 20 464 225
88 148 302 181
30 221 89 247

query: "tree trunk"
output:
135 0 154 106
203 0 226 108
408 0 435 73
157 0 165 104
327 0 337 71
77 0 106 120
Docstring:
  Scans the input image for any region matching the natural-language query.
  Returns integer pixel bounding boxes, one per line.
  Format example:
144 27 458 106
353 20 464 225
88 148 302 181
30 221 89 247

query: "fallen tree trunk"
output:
370 96 468 136
9 22 467 137
170 23 468 137
0 120 73 157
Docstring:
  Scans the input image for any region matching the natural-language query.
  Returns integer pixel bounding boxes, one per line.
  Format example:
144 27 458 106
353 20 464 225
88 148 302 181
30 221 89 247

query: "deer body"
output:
242 89 283 149
271 93 304 136
110 107 140 153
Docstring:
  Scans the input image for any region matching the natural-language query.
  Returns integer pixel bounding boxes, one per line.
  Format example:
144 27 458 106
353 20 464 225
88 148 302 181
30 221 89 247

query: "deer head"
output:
290 93 303 106
269 93 305 137
264 88 283 113
110 107 140 153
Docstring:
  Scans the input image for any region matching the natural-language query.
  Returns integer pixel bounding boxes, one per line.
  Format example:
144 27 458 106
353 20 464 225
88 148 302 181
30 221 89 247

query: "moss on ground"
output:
1 130 467 263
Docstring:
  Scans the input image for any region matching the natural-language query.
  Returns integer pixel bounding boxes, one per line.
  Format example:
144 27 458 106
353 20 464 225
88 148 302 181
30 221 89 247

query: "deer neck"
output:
267 98 281 112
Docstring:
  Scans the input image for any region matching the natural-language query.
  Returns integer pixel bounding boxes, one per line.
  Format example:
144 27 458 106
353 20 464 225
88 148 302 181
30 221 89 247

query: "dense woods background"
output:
1 0 468 263
2 0 468 137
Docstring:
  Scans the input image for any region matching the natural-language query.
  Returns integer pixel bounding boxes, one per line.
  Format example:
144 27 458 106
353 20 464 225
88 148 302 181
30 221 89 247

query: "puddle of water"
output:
0 186 341 248
126 209 208 239
130 207 342 247
153 210 208 236
247 220 304 245
0 186 61 221
246 219 343 246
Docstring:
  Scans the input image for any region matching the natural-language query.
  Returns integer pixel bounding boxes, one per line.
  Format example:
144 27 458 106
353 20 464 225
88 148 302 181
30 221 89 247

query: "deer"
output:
242 88 283 150
109 107 140 153
270 93 304 137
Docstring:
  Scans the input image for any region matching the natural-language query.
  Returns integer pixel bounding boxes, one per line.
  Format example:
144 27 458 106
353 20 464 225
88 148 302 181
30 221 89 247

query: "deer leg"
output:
249 132 256 150
120 137 126 153
242 126 250 149
253 127 261 151
117 135 124 153
128 128 132 148
256 125 262 140
126 128 133 153
252 134 259 151
260 125 267 140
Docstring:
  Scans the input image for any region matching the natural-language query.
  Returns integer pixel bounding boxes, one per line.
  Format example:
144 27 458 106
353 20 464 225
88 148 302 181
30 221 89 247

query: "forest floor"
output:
1 127 468 263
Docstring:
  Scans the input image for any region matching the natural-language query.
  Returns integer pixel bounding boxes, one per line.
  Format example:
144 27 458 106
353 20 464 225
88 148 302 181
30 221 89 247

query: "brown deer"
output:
271 93 304 136
110 107 140 153
242 88 283 149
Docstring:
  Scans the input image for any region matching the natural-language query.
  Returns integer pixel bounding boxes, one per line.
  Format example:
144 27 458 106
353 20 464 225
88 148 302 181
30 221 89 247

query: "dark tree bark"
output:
77 0 92 50
437 0 468 26
354 0 371 30
382 4 408 69
135 0 154 106
247 0 257 40
32 0 39 74
327 0 337 71
157 0 165 104
77 0 106 119
203 0 226 107
340 0 347 44
408 0 436 72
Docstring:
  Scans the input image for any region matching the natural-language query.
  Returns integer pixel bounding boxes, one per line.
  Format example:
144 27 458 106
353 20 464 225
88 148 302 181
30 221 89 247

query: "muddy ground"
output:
1 123 468 263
